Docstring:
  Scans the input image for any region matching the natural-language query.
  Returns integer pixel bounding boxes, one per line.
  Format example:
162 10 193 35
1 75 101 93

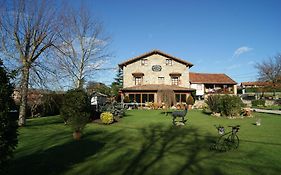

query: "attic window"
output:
135 77 142 85
141 59 148 66
166 59 172 66
171 77 179 85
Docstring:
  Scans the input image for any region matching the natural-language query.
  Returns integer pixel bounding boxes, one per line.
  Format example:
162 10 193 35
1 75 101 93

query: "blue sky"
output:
69 0 281 85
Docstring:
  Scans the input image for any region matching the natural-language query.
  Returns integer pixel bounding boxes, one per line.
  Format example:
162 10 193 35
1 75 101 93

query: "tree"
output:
54 6 110 89
255 53 281 96
0 59 18 172
86 81 111 96
60 89 90 140
0 0 62 126
111 67 123 98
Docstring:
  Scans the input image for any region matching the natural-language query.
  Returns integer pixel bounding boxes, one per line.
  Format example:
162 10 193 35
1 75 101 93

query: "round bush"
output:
205 95 244 117
186 95 195 105
251 99 265 107
123 96 130 103
60 89 90 132
100 112 114 124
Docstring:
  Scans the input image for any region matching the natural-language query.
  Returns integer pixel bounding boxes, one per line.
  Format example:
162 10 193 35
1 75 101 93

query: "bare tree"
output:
0 0 62 126
53 7 111 89
255 53 281 96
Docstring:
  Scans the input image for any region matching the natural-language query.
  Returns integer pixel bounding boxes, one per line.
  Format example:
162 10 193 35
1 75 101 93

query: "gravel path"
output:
251 108 281 115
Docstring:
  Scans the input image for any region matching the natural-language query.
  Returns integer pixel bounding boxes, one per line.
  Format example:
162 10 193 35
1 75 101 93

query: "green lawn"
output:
7 110 281 175
255 105 281 110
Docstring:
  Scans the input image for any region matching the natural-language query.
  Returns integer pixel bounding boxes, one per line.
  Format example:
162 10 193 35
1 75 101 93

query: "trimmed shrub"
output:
205 95 222 113
60 89 90 133
100 102 125 118
202 106 212 114
100 112 114 124
252 99 265 107
115 94 122 102
0 60 18 171
205 95 244 117
123 96 130 103
186 95 195 105
220 95 243 117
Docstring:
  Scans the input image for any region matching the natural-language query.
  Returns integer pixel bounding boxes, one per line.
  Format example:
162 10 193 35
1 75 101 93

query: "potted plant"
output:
186 95 195 110
61 89 90 140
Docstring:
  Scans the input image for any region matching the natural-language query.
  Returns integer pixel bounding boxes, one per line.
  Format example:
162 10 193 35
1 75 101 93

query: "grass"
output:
7 110 281 175
254 105 281 110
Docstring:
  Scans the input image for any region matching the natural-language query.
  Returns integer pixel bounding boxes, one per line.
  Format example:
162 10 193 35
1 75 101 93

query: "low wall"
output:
242 99 278 107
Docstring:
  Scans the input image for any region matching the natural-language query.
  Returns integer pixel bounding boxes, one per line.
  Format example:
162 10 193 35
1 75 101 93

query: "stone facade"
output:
123 54 190 88
119 50 194 105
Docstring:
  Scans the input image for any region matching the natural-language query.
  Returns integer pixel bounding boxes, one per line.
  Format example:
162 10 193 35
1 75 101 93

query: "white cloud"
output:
247 61 255 65
233 46 253 57
225 64 242 70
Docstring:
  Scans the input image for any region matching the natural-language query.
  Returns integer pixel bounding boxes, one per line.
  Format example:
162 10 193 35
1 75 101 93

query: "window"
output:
135 77 142 85
175 94 180 102
129 94 134 102
175 94 187 103
135 94 141 103
171 77 179 85
142 94 148 103
141 59 148 66
181 94 187 103
158 77 165 84
166 59 172 66
149 94 154 102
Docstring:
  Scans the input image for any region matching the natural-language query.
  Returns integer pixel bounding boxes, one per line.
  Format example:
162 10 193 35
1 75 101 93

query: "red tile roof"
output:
240 81 270 86
190 72 237 84
118 50 193 67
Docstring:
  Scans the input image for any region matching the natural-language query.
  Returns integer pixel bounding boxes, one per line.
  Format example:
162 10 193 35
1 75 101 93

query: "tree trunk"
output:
18 66 30 126
77 79 83 89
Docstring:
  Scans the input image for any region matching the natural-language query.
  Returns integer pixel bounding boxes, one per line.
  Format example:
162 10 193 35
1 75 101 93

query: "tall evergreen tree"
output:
114 68 123 86
111 68 123 98
0 59 18 172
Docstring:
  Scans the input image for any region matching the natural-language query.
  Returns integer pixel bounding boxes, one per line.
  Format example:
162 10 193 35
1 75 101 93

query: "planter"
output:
73 131 82 140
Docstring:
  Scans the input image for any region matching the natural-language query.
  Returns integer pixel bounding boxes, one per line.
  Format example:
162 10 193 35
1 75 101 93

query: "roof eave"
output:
190 82 237 85
119 50 193 68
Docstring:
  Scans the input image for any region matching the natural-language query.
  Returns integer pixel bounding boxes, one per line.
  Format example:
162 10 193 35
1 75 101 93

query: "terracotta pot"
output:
73 131 81 140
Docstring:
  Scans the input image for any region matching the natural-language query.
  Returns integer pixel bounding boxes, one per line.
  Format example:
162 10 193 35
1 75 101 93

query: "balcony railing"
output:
205 88 234 94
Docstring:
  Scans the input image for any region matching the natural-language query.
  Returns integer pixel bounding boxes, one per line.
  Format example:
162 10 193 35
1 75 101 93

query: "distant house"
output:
90 92 107 106
190 72 237 99
240 81 272 94
241 81 270 88
90 91 107 112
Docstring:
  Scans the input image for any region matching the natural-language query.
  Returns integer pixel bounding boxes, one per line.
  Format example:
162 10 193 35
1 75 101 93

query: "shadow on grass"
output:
91 124 223 175
241 139 281 147
8 136 104 175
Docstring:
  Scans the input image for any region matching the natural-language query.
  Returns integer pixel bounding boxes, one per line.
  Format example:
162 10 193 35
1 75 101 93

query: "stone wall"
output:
123 54 190 88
